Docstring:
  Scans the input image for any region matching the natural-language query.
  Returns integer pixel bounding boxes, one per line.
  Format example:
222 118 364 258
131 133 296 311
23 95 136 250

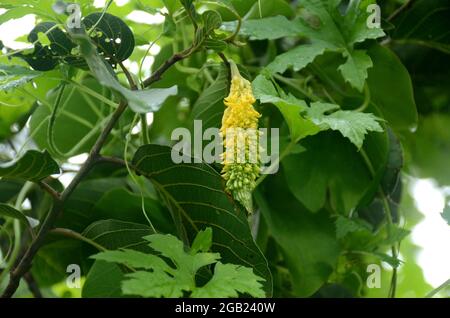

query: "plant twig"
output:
118 61 137 90
425 278 450 298
23 272 43 298
142 48 192 88
388 0 414 22
38 181 61 200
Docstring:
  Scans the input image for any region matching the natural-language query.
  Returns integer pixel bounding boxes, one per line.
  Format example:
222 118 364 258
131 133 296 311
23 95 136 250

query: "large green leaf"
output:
255 174 340 297
56 178 127 232
391 0 450 54
92 188 173 234
367 45 418 131
0 150 59 181
83 12 135 63
31 239 88 287
307 102 383 149
282 130 387 214
82 219 155 252
82 261 124 298
252 75 383 148
131 144 272 295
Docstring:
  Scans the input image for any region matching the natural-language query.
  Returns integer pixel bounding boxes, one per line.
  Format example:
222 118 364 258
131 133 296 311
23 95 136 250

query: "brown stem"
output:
118 61 137 90
142 48 192 88
38 181 60 200
23 272 43 298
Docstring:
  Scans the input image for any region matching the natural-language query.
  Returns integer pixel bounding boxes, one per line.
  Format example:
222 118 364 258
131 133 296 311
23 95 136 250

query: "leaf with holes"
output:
83 12 135 64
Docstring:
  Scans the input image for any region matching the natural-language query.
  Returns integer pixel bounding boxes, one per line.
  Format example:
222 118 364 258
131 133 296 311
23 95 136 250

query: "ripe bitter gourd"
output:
220 61 261 213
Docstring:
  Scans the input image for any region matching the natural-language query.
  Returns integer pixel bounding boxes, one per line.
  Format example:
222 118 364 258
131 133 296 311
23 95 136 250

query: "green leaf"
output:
383 226 410 246
266 41 330 74
307 102 384 149
335 215 372 239
82 261 124 298
93 230 265 298
252 75 321 142
19 22 80 71
391 0 450 54
245 0 295 19
0 64 42 91
68 28 177 113
189 65 228 130
92 188 173 234
338 50 373 92
0 89 34 140
190 227 213 254
282 131 387 213
367 44 418 131
222 15 300 40
83 12 135 63
253 76 382 147
32 239 88 287
131 144 272 295
255 176 340 297
190 263 265 298
204 38 227 52
0 150 59 181
202 10 222 34
0 203 39 229
82 219 155 251
56 178 127 232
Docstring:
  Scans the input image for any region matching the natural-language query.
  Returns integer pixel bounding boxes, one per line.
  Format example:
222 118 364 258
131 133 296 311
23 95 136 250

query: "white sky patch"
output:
0 14 36 49
21 198 32 210
139 55 155 79
131 113 154 135
68 153 88 165
411 179 450 288
146 112 154 126
94 0 129 8
126 10 165 25
93 0 106 8
59 172 76 188
139 43 161 56
122 59 139 75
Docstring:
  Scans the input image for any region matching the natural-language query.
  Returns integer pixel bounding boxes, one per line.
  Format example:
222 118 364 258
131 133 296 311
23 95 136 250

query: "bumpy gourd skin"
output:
220 61 261 213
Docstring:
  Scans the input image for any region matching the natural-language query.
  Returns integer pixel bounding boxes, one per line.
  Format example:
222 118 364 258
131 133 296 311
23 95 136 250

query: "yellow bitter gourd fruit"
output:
220 61 261 213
